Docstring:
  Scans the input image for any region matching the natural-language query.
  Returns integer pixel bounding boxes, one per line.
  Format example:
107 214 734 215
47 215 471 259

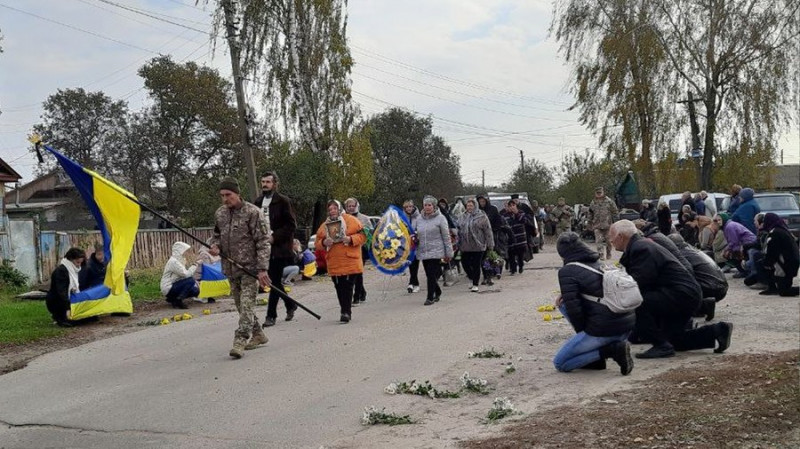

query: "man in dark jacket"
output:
667 233 729 321
79 242 107 290
253 172 298 327
609 220 734 359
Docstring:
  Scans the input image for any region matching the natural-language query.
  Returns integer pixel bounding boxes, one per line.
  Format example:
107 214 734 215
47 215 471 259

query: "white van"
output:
657 192 729 225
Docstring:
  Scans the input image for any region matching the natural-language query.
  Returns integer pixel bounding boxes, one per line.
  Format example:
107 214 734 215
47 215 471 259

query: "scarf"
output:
60 258 81 294
763 212 788 233
324 200 347 242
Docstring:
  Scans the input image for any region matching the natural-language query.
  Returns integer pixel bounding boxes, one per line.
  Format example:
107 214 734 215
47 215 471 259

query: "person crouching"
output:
160 241 200 309
553 232 634 375
316 200 365 323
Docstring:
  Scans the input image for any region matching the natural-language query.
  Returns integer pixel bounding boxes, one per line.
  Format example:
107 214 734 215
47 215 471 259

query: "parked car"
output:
752 192 800 239
618 208 640 222
657 192 729 225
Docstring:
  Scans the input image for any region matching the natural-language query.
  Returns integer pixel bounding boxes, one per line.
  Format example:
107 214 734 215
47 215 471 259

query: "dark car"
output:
753 192 800 239
618 208 640 222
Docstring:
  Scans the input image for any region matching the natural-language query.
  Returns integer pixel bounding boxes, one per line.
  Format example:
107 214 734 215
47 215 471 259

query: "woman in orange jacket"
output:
316 200 366 323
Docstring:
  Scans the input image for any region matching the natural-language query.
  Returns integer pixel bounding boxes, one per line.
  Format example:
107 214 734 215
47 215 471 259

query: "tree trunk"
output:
702 96 716 191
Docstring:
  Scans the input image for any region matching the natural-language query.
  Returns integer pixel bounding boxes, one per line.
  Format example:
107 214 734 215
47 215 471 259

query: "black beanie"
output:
219 177 240 194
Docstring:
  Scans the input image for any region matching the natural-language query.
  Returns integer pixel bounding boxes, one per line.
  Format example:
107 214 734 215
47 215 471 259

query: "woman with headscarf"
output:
161 241 201 309
760 213 799 297
458 198 494 292
316 200 366 322
657 201 672 235
553 232 634 375
718 213 757 274
415 195 454 305
317 200 367 323
46 247 87 327
403 199 421 294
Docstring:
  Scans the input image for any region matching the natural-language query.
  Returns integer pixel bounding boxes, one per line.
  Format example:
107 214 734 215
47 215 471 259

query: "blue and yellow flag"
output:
44 145 139 320
198 262 231 298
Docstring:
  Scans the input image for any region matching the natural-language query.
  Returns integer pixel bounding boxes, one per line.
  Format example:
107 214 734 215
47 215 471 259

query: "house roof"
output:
0 157 22 183
774 164 800 190
5 200 70 212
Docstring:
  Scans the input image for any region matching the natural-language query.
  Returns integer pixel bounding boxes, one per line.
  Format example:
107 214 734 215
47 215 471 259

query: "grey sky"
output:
1 0 797 188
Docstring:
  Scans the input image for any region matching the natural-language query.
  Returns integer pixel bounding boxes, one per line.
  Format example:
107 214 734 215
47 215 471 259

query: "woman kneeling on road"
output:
553 232 634 375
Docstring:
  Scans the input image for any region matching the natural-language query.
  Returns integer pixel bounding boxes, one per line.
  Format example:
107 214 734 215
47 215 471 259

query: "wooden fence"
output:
65 228 215 271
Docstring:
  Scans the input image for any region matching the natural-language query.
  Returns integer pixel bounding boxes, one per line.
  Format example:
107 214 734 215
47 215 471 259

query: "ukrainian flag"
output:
198 263 231 298
45 145 138 320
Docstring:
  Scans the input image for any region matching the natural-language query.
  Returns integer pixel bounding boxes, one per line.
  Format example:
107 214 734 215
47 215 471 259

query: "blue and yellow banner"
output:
198 262 230 298
44 145 138 320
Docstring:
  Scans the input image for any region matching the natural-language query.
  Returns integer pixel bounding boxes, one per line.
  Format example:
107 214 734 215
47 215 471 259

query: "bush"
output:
0 262 28 289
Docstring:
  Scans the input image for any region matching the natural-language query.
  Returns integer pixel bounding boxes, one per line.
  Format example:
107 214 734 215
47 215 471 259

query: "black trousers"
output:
461 251 484 287
507 246 525 273
332 275 355 316
775 275 799 296
267 256 297 319
409 258 420 286
422 259 442 300
635 291 717 351
353 273 366 301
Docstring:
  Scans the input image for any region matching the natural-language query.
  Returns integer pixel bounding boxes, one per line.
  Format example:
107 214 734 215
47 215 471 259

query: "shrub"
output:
0 261 28 289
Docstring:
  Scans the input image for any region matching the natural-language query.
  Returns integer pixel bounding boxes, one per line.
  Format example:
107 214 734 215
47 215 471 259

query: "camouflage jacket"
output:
211 201 271 278
589 196 619 230
551 205 574 226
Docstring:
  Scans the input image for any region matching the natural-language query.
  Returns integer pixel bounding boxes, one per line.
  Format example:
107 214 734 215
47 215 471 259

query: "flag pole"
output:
31 137 321 320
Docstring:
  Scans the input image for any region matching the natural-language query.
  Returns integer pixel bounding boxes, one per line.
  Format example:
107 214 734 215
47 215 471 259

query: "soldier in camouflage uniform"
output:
588 187 619 260
212 177 272 359
552 197 574 237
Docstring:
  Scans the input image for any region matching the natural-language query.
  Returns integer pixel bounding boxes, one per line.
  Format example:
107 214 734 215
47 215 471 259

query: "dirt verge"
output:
463 351 800 449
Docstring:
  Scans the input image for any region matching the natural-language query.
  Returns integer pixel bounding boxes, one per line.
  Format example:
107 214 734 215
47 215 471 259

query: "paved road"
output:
1 251 797 449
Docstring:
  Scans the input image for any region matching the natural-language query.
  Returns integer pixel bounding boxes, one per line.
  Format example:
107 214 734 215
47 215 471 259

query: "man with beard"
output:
254 172 298 327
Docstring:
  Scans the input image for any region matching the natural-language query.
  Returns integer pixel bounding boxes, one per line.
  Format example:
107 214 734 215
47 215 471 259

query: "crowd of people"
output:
44 176 797 364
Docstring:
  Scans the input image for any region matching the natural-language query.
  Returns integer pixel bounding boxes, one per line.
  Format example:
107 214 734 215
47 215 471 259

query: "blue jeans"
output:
553 304 629 372
166 277 199 304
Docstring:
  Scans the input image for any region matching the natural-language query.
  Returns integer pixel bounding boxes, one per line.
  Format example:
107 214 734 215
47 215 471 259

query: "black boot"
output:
636 343 675 359
701 298 716 322
580 359 607 370
600 341 634 375
714 322 733 354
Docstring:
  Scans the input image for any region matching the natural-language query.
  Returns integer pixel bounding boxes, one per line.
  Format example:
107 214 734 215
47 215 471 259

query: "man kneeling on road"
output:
608 220 733 359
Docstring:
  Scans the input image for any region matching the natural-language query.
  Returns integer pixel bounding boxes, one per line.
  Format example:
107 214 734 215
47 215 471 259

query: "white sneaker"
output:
412 285 420 293
407 284 413 293
470 286 479 293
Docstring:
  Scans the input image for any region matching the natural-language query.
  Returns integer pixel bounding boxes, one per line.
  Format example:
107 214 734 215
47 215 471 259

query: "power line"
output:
0 2 158 54
351 44 572 106
355 62 567 113
75 0 206 40
94 0 210 29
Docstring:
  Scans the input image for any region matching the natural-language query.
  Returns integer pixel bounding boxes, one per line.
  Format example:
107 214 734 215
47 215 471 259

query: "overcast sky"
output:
1 0 798 189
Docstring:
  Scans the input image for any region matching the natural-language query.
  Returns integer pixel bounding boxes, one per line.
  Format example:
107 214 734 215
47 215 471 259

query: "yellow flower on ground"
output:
182 313 192 320
160 318 170 325
543 313 552 322
173 314 183 322
202 309 211 315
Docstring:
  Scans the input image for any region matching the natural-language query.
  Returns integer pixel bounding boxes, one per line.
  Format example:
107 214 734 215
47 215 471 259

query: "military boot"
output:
245 329 269 350
229 337 247 359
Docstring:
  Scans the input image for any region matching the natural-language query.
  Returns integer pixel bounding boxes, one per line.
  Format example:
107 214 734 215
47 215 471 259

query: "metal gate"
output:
8 218 40 285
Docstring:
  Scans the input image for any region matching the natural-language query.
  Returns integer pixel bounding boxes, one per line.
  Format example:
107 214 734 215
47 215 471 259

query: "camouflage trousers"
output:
594 228 612 259
231 276 261 341
556 223 572 237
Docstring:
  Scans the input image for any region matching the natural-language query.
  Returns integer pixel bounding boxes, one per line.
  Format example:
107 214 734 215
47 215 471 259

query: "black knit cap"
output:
219 177 240 194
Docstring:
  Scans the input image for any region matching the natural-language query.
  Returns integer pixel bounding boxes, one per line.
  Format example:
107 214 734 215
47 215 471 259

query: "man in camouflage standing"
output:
212 177 272 359
589 187 619 260
552 197 574 237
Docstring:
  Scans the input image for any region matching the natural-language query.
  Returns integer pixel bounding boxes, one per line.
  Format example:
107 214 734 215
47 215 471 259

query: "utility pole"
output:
481 170 485 190
678 90 704 190
519 149 525 173
222 0 259 199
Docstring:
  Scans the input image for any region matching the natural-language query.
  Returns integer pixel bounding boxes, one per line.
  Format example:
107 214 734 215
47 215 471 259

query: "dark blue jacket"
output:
731 188 760 234
558 243 636 337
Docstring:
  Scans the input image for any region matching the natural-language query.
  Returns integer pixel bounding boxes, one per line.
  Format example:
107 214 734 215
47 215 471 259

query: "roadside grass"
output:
0 268 163 345
128 268 163 304
0 287 66 345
